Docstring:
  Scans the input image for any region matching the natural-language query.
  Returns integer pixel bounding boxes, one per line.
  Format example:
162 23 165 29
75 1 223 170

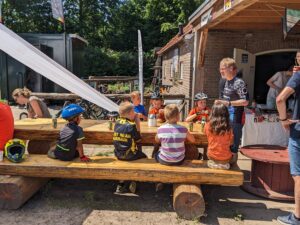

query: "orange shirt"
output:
0 102 14 150
149 107 165 122
204 123 233 161
188 107 210 122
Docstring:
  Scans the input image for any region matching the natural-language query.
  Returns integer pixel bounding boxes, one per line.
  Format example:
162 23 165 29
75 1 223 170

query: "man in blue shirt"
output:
215 58 249 163
277 68 300 225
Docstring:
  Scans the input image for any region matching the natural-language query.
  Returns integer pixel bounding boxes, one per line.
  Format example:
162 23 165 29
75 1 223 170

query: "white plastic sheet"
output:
0 24 118 112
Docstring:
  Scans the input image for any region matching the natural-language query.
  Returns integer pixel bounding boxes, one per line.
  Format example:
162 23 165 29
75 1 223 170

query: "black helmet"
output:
194 92 208 101
151 92 162 100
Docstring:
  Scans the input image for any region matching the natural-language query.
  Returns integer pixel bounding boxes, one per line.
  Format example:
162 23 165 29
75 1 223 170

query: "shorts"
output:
288 137 300 176
154 151 184 166
117 150 147 161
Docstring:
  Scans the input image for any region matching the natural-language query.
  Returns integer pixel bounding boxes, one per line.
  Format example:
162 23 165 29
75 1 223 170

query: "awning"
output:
0 24 118 112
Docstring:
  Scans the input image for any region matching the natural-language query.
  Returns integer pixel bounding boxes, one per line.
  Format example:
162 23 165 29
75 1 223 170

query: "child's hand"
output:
159 109 164 114
80 155 91 162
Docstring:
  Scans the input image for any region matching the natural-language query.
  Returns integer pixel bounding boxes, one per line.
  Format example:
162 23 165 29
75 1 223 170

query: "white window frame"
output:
180 62 184 80
170 63 174 78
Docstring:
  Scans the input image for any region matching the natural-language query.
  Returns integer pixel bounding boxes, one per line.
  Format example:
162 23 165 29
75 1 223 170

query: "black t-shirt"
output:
113 117 142 160
222 76 248 123
287 71 300 138
54 122 85 161
219 77 226 99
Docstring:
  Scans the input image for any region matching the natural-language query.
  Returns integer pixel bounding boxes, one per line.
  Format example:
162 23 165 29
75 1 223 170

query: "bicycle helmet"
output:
4 139 26 163
194 92 208 101
150 92 162 100
61 104 84 119
108 111 119 119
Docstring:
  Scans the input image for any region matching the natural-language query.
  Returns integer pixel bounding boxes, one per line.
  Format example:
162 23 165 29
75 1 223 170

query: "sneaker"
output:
155 183 164 192
277 213 300 225
115 182 127 194
129 181 137 194
207 160 230 170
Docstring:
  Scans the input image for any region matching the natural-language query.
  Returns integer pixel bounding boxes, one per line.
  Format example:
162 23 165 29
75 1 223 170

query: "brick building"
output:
158 0 300 110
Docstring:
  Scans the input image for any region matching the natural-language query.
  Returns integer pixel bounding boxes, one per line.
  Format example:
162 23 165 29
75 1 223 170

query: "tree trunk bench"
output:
0 155 243 220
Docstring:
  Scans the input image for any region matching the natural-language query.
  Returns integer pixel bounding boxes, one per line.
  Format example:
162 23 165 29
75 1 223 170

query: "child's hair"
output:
164 104 179 122
119 102 134 117
130 91 140 99
12 87 31 99
209 103 231 135
220 58 237 70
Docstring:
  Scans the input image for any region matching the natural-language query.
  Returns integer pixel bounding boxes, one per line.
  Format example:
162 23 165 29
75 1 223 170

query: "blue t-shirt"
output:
286 71 300 138
134 104 147 116
222 76 248 123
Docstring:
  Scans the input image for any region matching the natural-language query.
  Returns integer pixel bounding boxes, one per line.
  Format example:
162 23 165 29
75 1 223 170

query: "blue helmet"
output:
61 104 84 119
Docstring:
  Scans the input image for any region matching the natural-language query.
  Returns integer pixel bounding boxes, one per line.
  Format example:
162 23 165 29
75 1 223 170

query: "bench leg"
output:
0 175 48 209
173 184 205 220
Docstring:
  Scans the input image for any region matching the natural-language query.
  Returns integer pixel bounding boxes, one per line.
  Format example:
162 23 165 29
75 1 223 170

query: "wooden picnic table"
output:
14 119 208 146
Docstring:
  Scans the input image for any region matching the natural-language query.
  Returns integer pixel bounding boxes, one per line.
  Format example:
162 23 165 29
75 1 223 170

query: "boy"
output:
155 104 197 165
113 101 147 193
47 104 90 162
130 91 147 121
149 92 165 123
185 92 210 123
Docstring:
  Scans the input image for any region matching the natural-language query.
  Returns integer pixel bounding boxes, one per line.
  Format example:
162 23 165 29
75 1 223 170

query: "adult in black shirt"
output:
276 69 300 224
215 58 249 163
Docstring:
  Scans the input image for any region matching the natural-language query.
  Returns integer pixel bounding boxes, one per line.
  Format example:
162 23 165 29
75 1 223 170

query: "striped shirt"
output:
157 123 187 163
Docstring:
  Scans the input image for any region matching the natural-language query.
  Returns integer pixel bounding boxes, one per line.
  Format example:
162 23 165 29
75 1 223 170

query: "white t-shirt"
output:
267 71 290 99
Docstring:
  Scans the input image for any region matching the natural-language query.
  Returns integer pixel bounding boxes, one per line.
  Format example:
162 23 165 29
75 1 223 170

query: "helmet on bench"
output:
5 139 26 163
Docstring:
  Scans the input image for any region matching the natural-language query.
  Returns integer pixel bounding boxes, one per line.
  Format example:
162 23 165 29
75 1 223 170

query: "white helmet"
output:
194 92 208 101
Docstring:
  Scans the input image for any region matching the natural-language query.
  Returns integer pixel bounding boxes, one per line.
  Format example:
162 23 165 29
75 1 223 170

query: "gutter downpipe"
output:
191 29 199 108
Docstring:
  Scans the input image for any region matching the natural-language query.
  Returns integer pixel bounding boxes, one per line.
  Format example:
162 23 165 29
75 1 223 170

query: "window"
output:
180 62 184 79
170 63 174 78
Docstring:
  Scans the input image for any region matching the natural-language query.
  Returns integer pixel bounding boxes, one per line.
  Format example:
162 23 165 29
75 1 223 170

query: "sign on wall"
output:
224 0 234 12
200 8 213 28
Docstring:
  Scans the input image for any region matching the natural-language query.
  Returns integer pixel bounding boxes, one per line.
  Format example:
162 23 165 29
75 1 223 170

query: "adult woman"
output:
12 88 51 118
266 66 293 109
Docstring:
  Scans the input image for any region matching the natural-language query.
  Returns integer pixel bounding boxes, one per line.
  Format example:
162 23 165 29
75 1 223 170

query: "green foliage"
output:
1 0 204 79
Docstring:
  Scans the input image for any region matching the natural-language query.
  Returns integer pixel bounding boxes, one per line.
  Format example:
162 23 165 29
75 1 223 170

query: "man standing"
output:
215 58 249 163
277 68 300 225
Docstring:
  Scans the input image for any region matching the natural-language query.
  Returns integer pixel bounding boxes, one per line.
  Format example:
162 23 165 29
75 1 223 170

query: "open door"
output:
233 48 256 101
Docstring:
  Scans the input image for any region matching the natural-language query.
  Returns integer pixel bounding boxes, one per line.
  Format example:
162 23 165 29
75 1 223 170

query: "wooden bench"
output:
0 155 243 219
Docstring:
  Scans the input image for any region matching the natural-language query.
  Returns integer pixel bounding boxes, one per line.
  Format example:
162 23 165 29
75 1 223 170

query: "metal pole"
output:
63 22 67 69
138 30 143 104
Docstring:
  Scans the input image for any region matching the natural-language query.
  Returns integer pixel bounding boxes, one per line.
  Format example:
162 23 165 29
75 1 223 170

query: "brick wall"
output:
201 30 300 103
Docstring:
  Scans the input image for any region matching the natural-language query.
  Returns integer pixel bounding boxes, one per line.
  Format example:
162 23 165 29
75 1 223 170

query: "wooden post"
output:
173 184 205 220
0 175 48 209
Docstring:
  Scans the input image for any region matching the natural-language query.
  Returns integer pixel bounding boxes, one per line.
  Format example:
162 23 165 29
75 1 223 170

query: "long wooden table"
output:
14 119 208 146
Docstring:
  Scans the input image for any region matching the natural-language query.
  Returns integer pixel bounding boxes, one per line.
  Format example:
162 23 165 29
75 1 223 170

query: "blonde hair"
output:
12 87 31 99
119 101 134 117
220 58 237 69
164 104 179 122
130 91 140 99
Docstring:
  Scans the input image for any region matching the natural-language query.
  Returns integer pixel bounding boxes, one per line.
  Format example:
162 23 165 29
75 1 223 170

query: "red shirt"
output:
188 107 210 122
0 102 14 150
204 123 233 162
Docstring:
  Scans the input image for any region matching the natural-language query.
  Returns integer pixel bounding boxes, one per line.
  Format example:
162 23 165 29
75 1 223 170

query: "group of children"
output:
47 90 235 193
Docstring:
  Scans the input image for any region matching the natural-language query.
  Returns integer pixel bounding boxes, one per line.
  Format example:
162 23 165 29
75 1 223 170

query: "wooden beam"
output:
0 176 48 209
207 0 261 29
0 155 244 186
212 22 281 30
197 29 208 69
260 0 300 3
226 17 282 23
173 184 205 220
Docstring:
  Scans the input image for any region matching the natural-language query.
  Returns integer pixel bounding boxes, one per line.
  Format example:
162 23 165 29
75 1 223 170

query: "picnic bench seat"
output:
0 155 243 220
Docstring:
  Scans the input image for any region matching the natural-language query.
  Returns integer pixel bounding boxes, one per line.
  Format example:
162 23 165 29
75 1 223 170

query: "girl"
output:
185 92 210 123
204 103 233 169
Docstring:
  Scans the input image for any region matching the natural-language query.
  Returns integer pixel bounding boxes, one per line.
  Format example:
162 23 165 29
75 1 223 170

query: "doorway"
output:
254 51 296 104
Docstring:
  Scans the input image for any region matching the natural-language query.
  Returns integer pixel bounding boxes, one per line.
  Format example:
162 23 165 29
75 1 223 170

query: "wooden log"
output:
0 175 48 209
173 184 205 220
0 155 244 186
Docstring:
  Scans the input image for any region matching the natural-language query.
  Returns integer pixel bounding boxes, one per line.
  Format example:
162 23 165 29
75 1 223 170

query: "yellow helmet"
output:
4 139 26 163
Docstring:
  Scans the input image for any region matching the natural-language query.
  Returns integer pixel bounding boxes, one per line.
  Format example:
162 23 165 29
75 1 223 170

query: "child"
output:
185 92 210 123
113 101 147 193
149 92 165 123
130 91 147 121
47 104 91 162
155 104 196 165
204 103 233 170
